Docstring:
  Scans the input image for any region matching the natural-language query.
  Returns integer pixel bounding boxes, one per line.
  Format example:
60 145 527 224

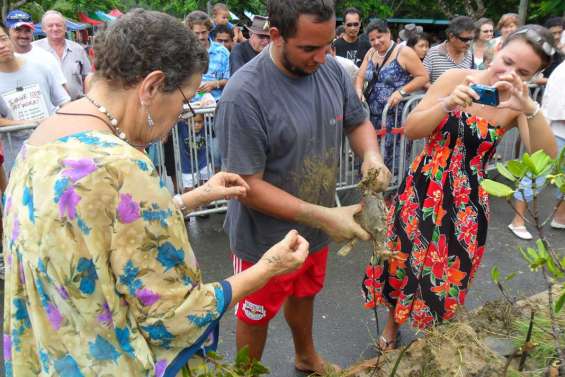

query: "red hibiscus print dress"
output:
362 111 506 329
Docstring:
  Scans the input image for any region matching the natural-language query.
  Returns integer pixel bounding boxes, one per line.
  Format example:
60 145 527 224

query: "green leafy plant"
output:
481 149 565 372
181 346 270 377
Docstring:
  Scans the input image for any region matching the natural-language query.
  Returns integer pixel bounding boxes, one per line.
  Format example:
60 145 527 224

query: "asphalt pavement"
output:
1 188 563 376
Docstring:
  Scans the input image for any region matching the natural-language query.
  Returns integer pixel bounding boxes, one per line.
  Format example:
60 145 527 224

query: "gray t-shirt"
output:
215 50 367 262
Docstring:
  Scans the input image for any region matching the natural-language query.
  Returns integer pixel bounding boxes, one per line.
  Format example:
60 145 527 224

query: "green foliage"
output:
182 346 270 377
485 148 565 368
480 179 514 197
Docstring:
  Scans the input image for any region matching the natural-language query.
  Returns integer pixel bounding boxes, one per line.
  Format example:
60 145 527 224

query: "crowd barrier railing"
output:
0 85 545 218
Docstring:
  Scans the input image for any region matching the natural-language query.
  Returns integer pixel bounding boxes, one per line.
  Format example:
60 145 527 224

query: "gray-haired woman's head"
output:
94 9 208 92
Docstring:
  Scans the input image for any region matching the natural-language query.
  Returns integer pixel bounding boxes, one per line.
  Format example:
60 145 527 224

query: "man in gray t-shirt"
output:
215 0 391 372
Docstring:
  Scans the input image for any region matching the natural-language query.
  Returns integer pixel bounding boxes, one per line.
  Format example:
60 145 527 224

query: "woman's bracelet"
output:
525 102 541 120
173 194 188 214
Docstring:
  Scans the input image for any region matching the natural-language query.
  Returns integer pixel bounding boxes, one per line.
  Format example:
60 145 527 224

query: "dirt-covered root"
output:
345 321 506 377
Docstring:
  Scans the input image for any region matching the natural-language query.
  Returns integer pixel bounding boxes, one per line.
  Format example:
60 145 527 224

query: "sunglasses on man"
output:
454 34 474 43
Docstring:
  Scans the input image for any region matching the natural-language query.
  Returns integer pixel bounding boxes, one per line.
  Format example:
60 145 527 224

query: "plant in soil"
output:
481 148 565 374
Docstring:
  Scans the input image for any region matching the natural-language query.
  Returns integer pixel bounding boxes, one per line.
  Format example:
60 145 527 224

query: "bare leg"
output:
379 310 400 350
235 319 268 361
284 295 338 373
510 200 528 227
553 201 565 224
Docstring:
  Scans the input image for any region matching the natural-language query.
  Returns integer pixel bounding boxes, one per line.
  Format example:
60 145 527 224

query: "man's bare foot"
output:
295 354 341 376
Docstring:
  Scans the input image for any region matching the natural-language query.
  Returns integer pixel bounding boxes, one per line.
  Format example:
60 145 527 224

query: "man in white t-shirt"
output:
542 60 565 228
0 23 70 173
6 9 68 93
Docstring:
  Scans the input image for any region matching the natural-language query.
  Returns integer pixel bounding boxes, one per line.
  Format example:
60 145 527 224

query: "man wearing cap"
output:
6 9 68 94
33 10 91 100
333 7 370 67
0 23 70 173
230 16 270 74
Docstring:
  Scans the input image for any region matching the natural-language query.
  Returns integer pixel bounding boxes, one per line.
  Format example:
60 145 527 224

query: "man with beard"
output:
215 0 391 373
6 9 67 94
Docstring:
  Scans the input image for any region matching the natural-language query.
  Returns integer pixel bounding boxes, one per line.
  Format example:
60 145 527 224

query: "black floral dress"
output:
362 110 506 329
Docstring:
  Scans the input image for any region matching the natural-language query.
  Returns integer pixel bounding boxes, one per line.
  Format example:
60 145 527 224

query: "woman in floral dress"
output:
362 25 558 350
2 10 308 377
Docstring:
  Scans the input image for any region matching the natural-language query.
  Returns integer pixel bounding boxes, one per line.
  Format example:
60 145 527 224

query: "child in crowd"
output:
211 3 245 43
179 113 210 191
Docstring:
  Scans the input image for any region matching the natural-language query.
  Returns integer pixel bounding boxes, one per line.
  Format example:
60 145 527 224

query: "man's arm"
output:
238 171 370 243
346 119 391 191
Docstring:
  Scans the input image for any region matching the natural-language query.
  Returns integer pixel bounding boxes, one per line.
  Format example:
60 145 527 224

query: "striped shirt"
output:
423 42 473 83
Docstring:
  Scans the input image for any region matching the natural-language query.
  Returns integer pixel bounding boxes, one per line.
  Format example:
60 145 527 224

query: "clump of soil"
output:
342 297 556 377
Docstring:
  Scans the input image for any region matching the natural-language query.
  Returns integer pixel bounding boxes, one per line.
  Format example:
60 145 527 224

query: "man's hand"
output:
299 204 370 243
361 152 391 193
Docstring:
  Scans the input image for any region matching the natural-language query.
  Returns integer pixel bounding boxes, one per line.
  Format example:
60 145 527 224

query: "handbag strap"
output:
365 42 396 93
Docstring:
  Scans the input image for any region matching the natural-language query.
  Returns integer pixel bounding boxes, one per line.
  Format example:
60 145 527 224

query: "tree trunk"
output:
518 0 528 23
1 0 8 24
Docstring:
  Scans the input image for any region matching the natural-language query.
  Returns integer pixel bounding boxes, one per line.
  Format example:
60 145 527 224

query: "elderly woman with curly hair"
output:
2 9 309 377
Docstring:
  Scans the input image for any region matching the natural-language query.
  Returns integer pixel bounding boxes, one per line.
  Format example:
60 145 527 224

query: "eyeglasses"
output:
455 34 474 43
346 22 360 27
512 28 556 58
178 87 197 119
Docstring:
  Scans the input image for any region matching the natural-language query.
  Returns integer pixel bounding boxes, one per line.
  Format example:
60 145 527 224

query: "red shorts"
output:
233 246 329 325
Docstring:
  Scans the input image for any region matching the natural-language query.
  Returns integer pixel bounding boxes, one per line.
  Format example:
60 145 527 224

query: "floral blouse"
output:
3 131 232 377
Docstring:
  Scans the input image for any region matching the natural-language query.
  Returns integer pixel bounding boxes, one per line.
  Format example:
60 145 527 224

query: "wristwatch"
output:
398 88 408 97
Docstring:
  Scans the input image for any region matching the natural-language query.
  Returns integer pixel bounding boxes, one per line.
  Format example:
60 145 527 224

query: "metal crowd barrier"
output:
1 85 545 219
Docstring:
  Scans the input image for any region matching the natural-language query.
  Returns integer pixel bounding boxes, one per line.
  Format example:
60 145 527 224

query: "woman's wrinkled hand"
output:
258 230 309 277
200 172 250 202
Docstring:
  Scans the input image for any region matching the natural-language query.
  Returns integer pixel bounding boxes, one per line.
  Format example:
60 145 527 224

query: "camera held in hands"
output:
470 84 500 107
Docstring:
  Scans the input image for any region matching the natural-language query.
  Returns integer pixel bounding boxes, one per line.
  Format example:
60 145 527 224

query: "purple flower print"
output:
155 359 167 377
4 335 12 360
136 288 160 306
97 303 113 327
19 262 25 284
58 187 81 220
56 286 70 300
62 158 97 182
47 303 63 331
117 194 140 224
11 217 20 243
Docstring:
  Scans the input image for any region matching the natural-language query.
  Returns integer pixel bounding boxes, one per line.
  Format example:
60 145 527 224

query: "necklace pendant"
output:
111 119 118 126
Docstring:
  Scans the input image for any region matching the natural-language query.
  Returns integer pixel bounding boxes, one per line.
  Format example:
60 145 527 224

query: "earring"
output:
141 101 155 129
147 112 155 129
